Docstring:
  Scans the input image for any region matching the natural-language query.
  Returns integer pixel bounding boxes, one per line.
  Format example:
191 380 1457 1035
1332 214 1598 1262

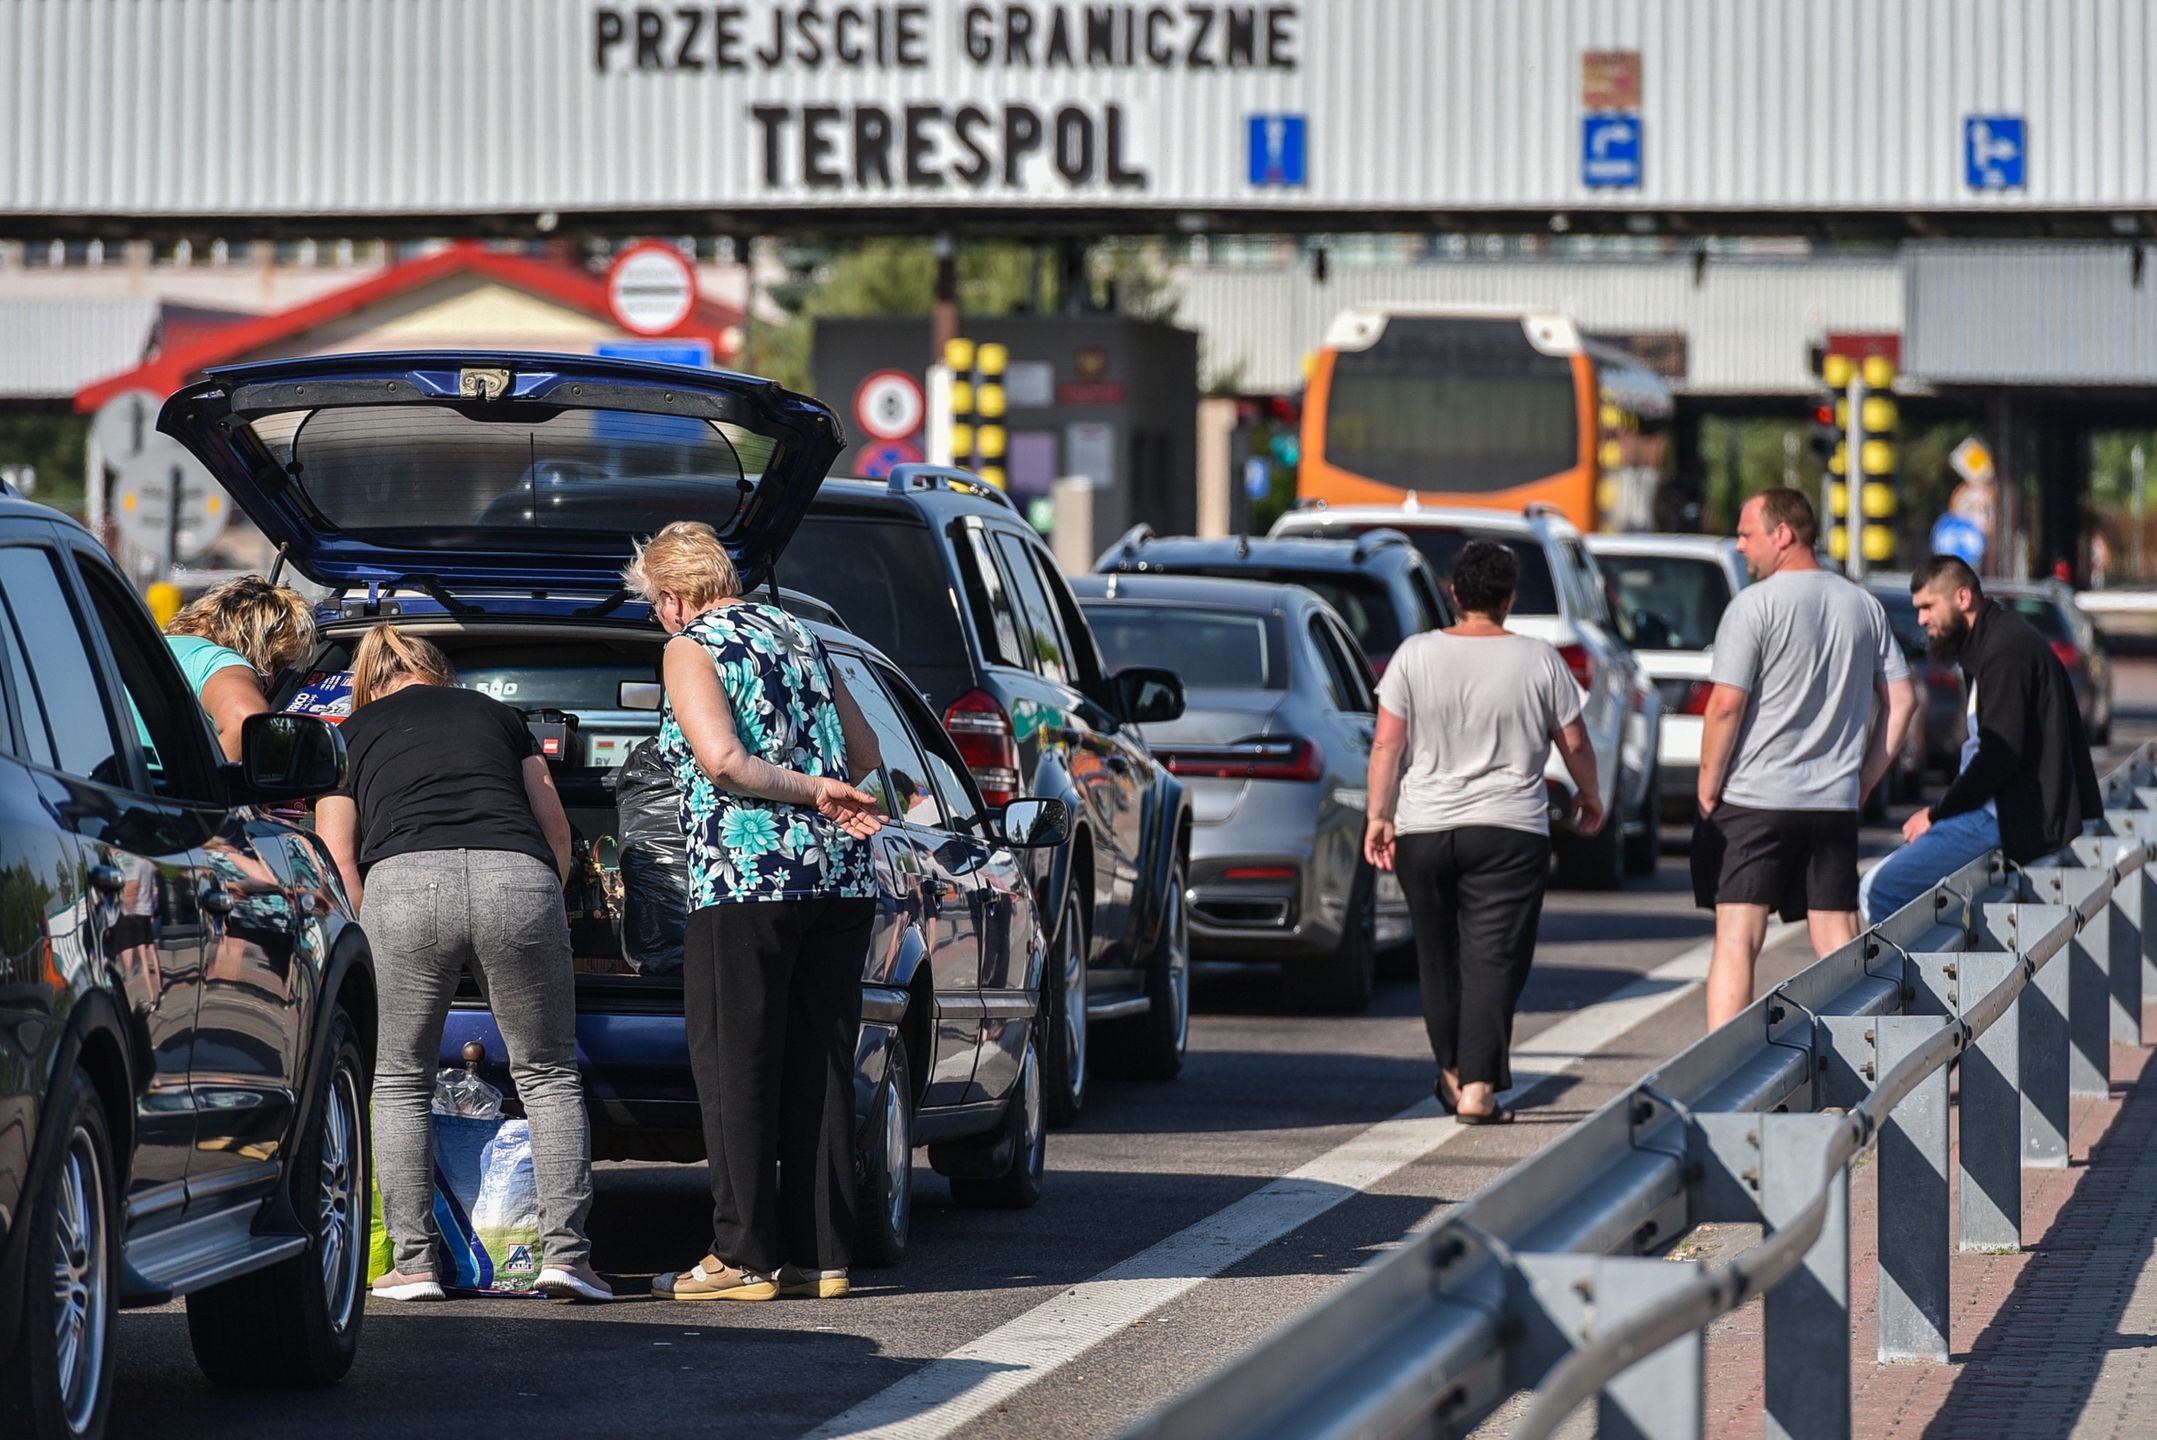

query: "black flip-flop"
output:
1432 1078 1459 1115
1455 1106 1516 1126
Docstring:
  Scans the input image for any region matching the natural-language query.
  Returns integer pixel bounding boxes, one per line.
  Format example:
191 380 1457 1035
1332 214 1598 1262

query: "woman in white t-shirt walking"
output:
1365 540 1604 1124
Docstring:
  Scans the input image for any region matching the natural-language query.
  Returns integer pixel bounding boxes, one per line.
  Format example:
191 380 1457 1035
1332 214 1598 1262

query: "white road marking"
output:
806 920 1803 1439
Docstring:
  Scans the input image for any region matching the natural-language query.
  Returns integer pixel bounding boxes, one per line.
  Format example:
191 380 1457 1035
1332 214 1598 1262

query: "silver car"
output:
1070 573 1410 1015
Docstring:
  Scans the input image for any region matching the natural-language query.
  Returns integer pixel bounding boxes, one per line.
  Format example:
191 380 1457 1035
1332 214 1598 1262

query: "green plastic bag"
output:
367 1109 394 1283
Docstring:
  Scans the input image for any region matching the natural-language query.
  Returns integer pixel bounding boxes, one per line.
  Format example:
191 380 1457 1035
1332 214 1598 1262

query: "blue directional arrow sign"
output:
1965 115 2026 190
1246 115 1307 187
1582 114 1642 188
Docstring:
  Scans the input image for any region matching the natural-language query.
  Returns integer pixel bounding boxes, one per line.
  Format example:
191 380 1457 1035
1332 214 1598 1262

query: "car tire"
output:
1042 890 1089 1128
187 1009 368 1390
1623 768 1662 878
1 1070 119 1440
1094 856 1190 1082
948 1029 1047 1211
1284 865 1376 1014
1555 777 1625 891
853 1038 914 1269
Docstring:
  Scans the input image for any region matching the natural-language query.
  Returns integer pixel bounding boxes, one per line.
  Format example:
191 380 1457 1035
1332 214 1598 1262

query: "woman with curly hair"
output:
622 520 884 1303
161 574 317 760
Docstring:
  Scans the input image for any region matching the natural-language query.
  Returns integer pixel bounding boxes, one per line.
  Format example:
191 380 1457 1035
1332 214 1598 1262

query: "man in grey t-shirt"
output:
1693 488 1918 1028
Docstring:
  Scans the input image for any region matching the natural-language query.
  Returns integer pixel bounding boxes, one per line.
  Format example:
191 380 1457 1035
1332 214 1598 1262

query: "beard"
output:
1928 609 1971 663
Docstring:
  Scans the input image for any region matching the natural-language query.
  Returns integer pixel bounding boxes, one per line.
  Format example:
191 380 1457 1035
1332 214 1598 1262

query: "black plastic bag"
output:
615 738 689 976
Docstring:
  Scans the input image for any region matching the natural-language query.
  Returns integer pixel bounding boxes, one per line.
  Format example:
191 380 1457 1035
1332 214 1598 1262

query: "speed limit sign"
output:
854 370 925 442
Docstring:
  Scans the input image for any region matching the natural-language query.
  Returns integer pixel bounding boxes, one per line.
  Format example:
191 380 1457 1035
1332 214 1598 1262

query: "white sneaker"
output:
370 1269 445 1302
536 1263 616 1301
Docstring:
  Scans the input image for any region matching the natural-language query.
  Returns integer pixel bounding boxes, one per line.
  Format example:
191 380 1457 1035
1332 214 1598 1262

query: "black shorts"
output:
1690 803 1860 921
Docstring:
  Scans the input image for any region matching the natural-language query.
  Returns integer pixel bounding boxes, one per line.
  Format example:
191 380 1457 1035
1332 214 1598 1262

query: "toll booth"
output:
814 315 1199 547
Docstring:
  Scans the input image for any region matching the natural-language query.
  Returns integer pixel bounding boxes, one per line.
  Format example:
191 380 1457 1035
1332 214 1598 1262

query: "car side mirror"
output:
1114 666 1185 725
998 797 1070 849
618 681 663 711
237 713 347 801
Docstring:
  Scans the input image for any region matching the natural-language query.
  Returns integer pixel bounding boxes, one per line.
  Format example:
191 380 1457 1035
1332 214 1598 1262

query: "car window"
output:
992 531 1072 685
0 546 121 783
1083 604 1285 690
1304 616 1351 710
76 557 223 803
954 521 1025 668
1601 554 1734 651
0 572 42 766
877 665 987 833
774 514 967 672
1338 526 1561 616
1325 617 1379 711
831 652 940 827
1407 567 1448 632
2002 596 2072 642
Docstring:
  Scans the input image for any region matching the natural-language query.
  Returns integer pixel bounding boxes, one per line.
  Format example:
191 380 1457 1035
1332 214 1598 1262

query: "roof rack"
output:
1101 522 1157 569
886 463 1018 513
1351 527 1415 563
1522 501 1571 523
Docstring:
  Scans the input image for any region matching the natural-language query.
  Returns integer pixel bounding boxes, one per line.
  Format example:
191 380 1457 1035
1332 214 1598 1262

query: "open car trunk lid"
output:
159 350 844 595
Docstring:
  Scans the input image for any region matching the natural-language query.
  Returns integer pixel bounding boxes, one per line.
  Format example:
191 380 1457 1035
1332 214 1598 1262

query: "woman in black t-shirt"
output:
316 625 610 1303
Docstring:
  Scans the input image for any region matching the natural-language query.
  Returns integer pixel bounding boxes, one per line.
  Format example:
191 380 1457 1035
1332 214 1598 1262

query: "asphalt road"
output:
106 661 2157 1440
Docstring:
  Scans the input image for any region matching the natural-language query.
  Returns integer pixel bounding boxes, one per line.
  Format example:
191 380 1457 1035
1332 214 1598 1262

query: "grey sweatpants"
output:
362 849 593 1275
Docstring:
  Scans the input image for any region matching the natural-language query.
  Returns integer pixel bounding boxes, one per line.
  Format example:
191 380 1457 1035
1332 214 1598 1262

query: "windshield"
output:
1081 604 1285 690
1305 525 1559 617
774 514 967 671
1323 316 1579 491
1600 554 1735 650
242 404 782 541
1168 567 1404 657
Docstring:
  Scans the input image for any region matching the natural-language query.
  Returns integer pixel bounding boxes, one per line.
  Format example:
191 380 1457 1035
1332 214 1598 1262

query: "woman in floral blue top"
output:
623 521 885 1303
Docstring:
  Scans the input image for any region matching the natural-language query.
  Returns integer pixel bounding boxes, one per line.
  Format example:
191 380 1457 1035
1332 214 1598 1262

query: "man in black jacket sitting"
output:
1860 555 2103 924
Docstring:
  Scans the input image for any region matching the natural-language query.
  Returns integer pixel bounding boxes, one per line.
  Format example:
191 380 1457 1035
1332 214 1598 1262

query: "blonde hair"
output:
165 574 318 678
351 625 455 708
621 521 741 612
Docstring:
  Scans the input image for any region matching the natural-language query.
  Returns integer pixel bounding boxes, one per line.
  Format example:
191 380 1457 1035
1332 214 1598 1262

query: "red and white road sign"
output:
854 370 926 442
606 241 698 336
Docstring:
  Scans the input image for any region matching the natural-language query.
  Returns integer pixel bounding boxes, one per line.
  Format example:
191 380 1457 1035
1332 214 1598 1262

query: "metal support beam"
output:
2021 923 2072 1168
1955 952 2023 1252
2068 890 2115 1099
1511 1255 1704 1440
1876 1016 1952 1362
1762 1114 1852 1440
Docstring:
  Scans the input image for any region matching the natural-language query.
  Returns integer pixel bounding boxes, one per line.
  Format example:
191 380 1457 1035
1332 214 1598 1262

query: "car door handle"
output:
88 863 125 895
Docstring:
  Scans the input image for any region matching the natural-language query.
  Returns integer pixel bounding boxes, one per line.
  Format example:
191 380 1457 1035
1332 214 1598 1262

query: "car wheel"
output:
1285 865 1376 1013
186 1010 368 1390
853 1038 914 1268
0 1070 118 1440
948 1029 1047 1210
1623 768 1662 878
1095 857 1190 1081
1555 774 1625 891
1042 890 1089 1127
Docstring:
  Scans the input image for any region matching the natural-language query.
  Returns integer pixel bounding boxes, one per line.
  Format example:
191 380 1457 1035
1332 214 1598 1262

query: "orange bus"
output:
1298 306 1674 532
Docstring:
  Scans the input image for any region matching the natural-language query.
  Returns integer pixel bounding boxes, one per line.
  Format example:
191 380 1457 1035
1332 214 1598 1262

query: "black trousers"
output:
682 896 874 1275
1395 827 1552 1092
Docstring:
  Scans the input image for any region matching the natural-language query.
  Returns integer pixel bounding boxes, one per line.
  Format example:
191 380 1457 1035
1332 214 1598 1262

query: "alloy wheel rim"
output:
318 1065 363 1334
1168 874 1191 1054
1062 908 1088 1099
52 1128 107 1436
1023 1038 1045 1175
885 1072 911 1238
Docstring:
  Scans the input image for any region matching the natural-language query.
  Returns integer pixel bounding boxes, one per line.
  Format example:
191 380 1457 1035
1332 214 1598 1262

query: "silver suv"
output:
1269 502 1662 888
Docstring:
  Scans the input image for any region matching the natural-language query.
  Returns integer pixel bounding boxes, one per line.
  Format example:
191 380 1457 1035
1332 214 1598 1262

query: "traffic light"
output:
1855 355 1899 566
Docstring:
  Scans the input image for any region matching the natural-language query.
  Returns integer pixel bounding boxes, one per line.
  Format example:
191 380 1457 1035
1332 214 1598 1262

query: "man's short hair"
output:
1911 554 1983 601
1753 486 1818 547
1449 538 1520 616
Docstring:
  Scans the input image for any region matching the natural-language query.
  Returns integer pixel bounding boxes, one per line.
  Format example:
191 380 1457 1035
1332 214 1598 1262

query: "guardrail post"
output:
1511 1255 1703 1440
1759 1113 1851 1440
2104 844 2148 1043
2068 889 2114 1100
2020 920 2072 1168
1875 1016 1952 1362
1956 951 2024 1252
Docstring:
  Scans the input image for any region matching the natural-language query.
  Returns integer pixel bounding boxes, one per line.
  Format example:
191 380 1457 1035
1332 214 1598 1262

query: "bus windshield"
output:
1322 315 1579 492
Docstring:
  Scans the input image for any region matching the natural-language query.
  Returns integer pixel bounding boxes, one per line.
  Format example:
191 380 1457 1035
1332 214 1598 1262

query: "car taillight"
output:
1558 642 1596 690
1369 657 1388 681
943 689 1019 808
1158 737 1325 783
1926 667 1961 691
2050 640 2082 670
1681 681 1715 716
1223 866 1298 881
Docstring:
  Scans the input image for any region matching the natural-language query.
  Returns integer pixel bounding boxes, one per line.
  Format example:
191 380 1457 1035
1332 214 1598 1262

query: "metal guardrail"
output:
1130 743 2157 1440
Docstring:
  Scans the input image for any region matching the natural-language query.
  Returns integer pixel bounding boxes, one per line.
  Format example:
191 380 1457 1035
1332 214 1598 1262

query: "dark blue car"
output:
161 350 1069 1267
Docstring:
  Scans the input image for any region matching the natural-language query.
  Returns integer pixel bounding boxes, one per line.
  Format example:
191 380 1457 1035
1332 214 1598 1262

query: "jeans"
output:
1859 808 2002 927
363 849 593 1276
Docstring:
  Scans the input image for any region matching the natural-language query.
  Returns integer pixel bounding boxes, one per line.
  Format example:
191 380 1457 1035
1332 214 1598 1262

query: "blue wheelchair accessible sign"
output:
1965 115 2025 190
1582 114 1642 188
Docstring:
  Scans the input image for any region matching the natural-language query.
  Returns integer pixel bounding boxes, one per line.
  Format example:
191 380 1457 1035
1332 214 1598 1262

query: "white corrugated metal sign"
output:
6 0 2157 220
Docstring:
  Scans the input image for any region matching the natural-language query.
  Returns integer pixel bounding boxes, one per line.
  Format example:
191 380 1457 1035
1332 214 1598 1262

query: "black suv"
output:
0 492 368 1439
1092 528 1456 674
778 469 1192 1124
